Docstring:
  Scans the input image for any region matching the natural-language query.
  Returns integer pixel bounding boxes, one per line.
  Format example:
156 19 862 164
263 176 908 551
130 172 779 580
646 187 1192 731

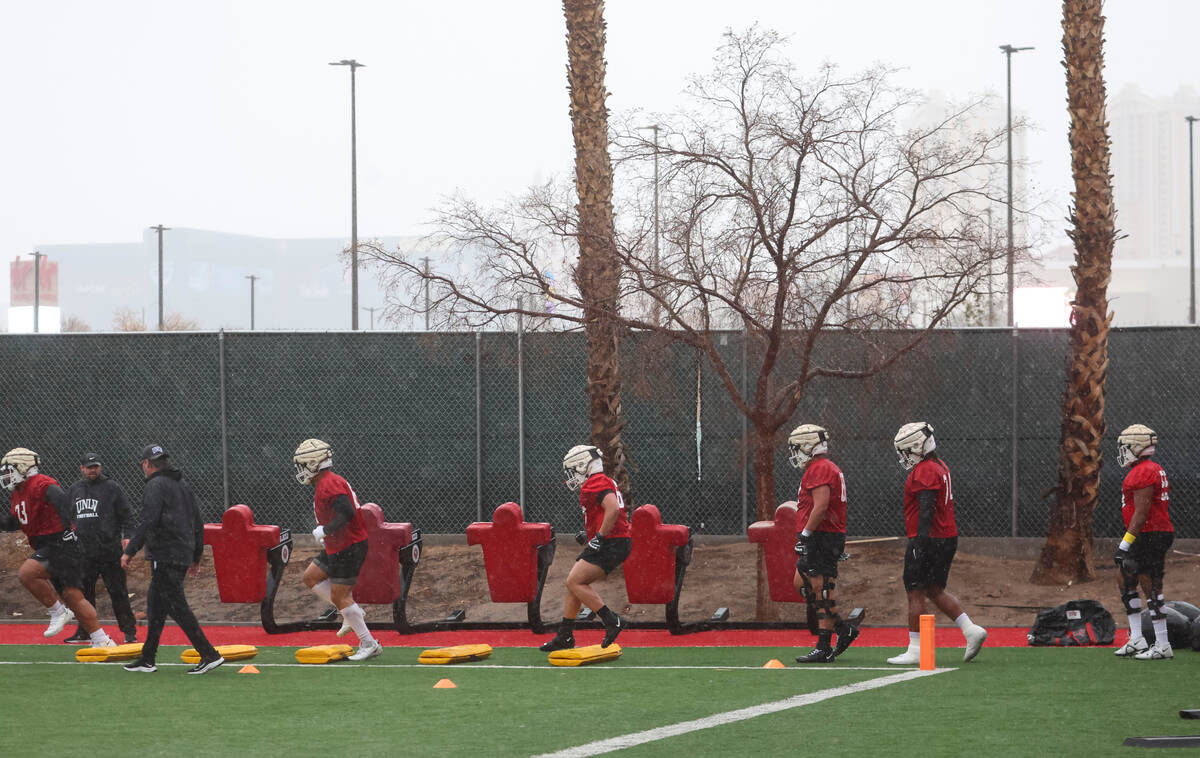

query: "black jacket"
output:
68 474 133 558
123 467 203 566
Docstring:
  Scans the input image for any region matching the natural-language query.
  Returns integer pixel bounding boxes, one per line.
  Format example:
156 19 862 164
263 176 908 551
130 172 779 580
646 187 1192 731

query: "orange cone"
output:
239 664 260 674
433 678 457 689
762 659 786 669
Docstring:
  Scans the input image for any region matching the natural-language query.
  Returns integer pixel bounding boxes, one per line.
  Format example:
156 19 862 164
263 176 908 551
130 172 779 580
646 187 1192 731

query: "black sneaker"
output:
795 647 834 664
539 634 575 652
601 613 624 648
123 633 138 644
833 624 860 657
62 630 90 645
123 659 157 673
186 656 225 675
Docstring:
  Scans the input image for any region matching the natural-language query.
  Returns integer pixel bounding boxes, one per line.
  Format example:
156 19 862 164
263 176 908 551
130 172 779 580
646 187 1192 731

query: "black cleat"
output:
124 633 138 644
123 659 157 673
795 647 835 664
186 656 225 675
833 624 860 657
601 613 624 648
539 634 576 652
62 630 90 645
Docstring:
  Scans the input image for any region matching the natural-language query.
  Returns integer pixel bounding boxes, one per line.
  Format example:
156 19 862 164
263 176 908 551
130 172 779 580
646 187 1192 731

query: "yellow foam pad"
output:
418 644 493 665
548 643 622 667
295 644 354 664
76 642 143 663
181 644 258 664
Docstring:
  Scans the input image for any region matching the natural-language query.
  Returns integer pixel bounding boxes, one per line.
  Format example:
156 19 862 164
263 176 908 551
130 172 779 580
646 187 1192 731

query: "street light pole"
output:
639 124 662 325
420 256 432 330
245 274 259 329
31 250 43 333
1187 115 1197 325
1000 44 1032 327
363 306 379 330
330 59 365 330
150 224 170 330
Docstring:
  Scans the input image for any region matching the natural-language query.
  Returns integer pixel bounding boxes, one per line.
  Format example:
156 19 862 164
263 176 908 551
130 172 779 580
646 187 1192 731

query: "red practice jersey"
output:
9 473 67 539
796 456 847 534
579 472 631 539
1121 458 1173 533
903 458 957 538
313 471 368 554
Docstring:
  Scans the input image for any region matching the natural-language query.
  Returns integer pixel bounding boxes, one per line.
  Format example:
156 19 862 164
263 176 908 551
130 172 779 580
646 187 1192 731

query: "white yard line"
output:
532 668 950 758
0 660 926 672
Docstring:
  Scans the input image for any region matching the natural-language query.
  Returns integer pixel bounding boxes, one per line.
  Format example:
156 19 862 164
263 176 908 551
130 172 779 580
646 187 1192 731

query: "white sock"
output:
48 601 65 616
340 603 374 645
954 612 972 631
89 629 112 645
1152 617 1168 647
908 631 920 651
1126 614 1143 641
310 579 332 604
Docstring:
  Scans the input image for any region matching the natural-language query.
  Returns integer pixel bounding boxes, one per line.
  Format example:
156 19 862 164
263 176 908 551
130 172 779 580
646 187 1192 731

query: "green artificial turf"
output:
0 645 1194 757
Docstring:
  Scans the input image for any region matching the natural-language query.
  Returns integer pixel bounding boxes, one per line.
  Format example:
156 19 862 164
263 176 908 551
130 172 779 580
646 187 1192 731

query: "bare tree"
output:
112 308 198 332
1031 0 1117 585
362 29 1011 617
61 315 91 332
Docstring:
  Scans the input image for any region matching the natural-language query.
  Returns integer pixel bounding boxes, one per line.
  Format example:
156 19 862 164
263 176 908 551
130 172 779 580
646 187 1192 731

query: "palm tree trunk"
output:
564 0 629 497
1032 0 1115 584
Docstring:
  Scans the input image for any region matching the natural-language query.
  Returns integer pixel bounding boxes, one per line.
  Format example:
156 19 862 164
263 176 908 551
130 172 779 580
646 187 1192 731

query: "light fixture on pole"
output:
150 225 170 330
1000 44 1032 327
31 250 43 333
363 306 379 330
639 124 662 325
245 274 259 330
329 59 365 330
1187 115 1197 325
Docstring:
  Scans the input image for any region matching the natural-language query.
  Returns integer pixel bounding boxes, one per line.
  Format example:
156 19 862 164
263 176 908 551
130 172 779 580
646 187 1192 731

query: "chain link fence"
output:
0 328 1195 539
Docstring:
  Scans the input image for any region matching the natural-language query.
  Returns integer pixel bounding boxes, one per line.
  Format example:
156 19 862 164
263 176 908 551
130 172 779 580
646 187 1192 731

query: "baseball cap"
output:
79 452 102 467
139 443 169 462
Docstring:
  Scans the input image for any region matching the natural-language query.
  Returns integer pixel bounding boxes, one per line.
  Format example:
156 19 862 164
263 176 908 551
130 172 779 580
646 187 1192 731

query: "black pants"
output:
141 562 218 664
75 554 137 639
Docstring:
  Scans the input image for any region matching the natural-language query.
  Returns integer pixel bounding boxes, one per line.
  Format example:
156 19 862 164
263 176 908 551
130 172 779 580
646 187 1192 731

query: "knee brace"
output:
1147 593 1165 619
797 573 814 602
1121 590 1141 616
820 581 841 621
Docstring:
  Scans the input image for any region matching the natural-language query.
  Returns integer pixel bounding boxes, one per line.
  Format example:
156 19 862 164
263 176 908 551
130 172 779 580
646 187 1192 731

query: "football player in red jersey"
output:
788 424 859 663
886 423 987 665
1112 424 1176 660
538 445 632 652
293 439 381 661
0 447 116 646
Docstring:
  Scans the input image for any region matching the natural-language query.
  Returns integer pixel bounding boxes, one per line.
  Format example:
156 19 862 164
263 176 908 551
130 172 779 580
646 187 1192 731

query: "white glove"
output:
312 525 326 546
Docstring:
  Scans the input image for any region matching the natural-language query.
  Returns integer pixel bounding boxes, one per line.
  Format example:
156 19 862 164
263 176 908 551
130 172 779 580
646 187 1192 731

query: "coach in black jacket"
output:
120 444 223 675
64 453 138 643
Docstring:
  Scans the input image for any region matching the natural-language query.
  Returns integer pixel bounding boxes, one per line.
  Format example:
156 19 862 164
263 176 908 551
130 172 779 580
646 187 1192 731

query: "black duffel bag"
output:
1027 599 1116 646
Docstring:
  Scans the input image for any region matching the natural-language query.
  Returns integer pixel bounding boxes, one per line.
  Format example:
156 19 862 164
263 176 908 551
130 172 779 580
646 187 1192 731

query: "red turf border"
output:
0 622 1082 648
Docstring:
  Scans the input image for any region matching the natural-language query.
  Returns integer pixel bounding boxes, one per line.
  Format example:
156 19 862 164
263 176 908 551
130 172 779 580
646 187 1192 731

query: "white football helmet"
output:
0 447 40 492
787 424 829 469
1117 424 1156 468
894 422 935 470
293 438 333 485
563 444 603 490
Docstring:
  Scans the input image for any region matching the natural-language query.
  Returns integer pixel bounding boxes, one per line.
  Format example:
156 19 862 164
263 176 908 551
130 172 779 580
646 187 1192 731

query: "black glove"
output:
61 530 78 543
587 534 603 551
794 533 810 565
1114 548 1138 575
1113 547 1126 569
574 530 587 546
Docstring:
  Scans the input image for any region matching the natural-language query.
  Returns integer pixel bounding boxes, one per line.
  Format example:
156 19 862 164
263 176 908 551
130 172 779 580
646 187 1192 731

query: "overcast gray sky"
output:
2 0 1196 311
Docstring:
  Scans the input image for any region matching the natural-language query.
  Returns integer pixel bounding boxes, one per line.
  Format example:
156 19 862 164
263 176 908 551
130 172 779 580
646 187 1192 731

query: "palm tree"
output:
563 0 630 497
1032 0 1116 584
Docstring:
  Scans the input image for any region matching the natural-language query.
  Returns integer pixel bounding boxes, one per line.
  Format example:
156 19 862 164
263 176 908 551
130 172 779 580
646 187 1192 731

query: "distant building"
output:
29 229 432 332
